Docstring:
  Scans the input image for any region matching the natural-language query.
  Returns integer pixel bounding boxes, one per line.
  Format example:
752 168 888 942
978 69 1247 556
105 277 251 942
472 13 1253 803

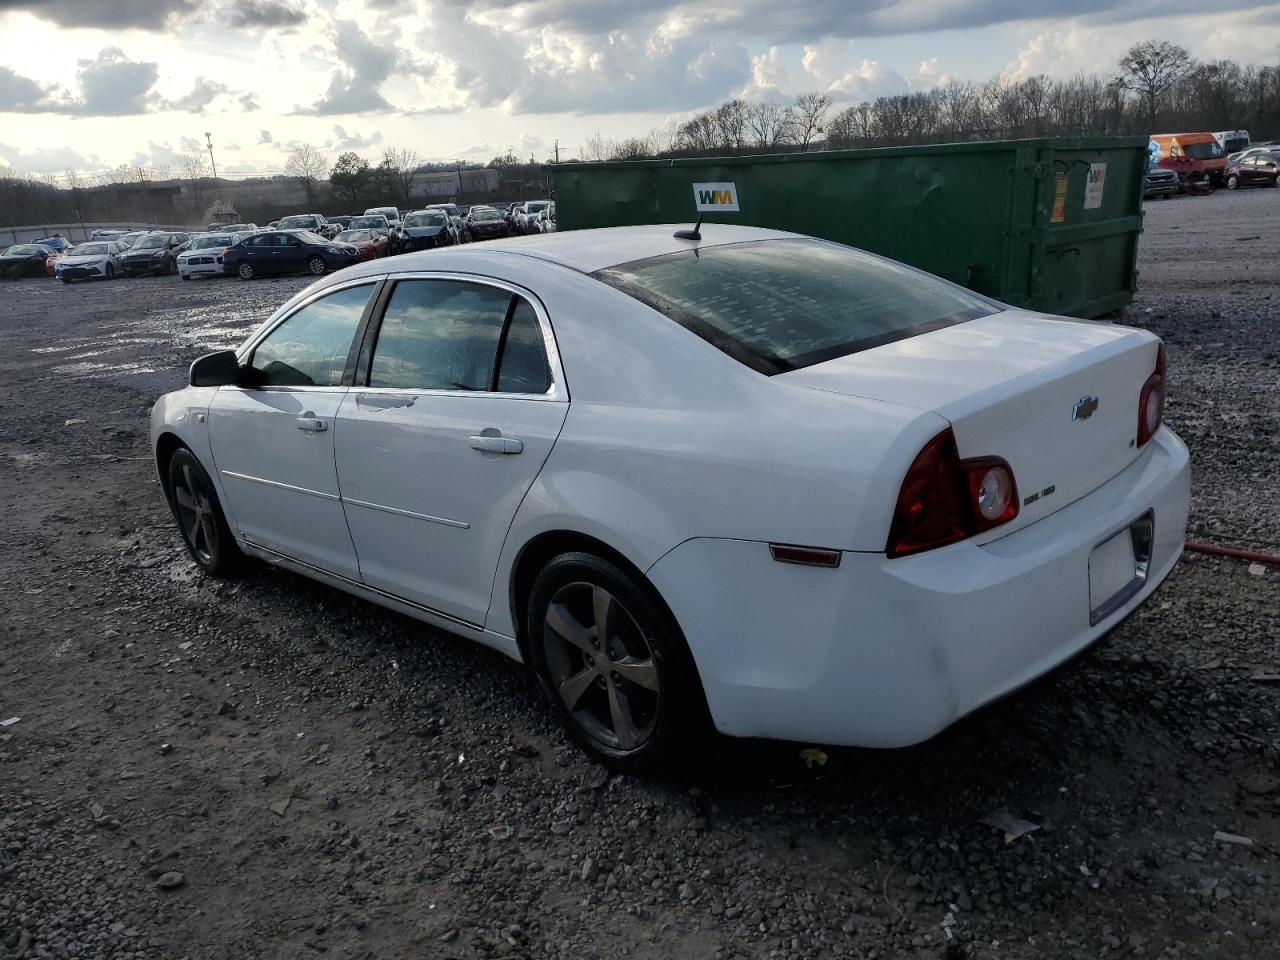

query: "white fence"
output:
4 222 202 245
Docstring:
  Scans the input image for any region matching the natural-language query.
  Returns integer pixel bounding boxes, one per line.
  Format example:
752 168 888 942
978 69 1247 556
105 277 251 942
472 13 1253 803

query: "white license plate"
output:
1089 528 1137 613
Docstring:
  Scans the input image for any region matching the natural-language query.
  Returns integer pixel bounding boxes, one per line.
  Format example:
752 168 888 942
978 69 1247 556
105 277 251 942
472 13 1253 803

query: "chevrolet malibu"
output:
151 225 1190 768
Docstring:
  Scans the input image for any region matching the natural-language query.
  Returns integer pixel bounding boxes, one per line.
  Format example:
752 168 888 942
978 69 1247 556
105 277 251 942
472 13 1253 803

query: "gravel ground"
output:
1 192 1278 960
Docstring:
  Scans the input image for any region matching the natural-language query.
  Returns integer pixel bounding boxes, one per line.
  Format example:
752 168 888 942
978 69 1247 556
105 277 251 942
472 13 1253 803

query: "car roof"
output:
443 224 798 274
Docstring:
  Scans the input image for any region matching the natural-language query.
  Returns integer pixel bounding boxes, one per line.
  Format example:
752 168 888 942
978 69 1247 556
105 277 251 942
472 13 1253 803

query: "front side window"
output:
367 280 552 394
593 238 998 375
248 284 373 387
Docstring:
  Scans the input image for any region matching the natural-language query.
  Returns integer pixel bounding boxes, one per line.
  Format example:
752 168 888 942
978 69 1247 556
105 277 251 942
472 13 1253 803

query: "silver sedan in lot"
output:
55 241 126 282
152 225 1188 769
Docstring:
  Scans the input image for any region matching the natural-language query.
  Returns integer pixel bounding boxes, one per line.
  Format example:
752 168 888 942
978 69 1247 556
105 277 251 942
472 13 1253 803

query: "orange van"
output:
1150 132 1227 184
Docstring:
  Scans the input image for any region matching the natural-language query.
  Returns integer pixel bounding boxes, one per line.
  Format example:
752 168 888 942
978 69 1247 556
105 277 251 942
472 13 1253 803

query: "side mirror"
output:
190 350 241 387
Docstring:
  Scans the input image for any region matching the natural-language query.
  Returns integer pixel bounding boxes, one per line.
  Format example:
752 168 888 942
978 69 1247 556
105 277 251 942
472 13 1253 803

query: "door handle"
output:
468 434 523 454
296 416 328 432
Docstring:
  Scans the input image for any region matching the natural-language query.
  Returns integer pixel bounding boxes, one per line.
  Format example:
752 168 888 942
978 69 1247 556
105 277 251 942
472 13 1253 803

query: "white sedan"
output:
55 240 125 282
151 225 1190 767
177 232 250 279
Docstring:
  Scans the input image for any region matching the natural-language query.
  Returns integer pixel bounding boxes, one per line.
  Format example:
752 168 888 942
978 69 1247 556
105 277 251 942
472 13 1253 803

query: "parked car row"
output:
3 199 560 284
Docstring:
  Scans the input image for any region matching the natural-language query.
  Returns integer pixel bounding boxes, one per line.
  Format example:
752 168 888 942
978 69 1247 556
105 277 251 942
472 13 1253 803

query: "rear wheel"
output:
527 552 706 770
166 447 243 577
237 262 255 280
307 256 326 275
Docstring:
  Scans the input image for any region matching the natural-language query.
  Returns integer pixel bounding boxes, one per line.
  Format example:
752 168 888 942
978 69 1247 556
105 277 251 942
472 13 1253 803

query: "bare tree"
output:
1116 40 1195 127
380 148 421 207
582 131 611 161
285 144 328 207
746 101 794 150
792 92 832 151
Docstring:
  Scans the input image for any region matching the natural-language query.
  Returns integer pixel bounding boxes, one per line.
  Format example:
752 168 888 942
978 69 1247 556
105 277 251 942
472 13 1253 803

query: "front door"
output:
334 277 567 627
209 282 376 578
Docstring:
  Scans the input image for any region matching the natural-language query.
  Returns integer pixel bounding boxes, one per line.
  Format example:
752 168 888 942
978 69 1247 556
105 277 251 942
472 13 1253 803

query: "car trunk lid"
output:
779 310 1161 539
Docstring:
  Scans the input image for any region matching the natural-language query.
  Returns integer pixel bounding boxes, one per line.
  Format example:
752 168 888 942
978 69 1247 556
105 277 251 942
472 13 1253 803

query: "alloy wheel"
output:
542 582 661 751
308 257 326 275
172 462 218 566
238 262 254 280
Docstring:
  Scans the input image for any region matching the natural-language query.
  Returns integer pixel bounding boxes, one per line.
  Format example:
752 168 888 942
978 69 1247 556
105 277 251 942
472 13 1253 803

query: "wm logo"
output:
697 189 734 205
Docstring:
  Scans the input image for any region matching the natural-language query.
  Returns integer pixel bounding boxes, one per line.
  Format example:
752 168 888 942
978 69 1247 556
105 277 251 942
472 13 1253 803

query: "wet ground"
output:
1 190 1278 960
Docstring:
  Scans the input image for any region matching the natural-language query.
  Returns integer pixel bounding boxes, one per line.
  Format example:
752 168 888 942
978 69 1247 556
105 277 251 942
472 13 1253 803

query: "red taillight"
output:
1136 343 1165 447
221 247 230 257
886 429 1019 558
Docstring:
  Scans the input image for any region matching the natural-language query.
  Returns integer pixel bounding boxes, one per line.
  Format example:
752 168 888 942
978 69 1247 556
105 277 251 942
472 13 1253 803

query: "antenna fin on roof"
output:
673 214 703 241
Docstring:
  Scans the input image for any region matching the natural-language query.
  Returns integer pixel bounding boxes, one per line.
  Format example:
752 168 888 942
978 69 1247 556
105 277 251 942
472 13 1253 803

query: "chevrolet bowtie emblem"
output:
1072 395 1099 421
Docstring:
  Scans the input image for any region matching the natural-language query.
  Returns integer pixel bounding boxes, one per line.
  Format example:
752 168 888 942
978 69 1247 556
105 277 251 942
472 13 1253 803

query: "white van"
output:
1212 130 1250 155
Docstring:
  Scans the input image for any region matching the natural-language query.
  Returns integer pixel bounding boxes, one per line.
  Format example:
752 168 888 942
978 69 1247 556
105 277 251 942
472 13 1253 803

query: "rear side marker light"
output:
769 544 842 568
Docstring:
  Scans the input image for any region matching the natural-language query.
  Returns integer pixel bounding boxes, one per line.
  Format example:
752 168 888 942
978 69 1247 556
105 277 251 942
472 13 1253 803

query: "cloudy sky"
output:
1 0 1278 180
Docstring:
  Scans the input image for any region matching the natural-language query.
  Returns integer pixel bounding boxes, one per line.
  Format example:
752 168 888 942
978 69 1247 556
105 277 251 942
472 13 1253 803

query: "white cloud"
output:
740 46 787 100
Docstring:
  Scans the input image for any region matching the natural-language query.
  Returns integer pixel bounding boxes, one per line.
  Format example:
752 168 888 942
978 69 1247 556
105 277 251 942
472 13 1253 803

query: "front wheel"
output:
106 264 115 280
166 447 244 577
237 262 255 280
60 276 70 284
527 552 707 770
1227 175 1239 190
307 256 326 276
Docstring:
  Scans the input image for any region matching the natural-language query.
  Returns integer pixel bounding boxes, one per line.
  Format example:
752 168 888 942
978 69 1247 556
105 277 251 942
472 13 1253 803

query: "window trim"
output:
351 270 567 402
232 276 386 393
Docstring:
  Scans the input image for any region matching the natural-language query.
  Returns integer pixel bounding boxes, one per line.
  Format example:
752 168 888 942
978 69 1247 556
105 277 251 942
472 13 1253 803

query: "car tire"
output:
60 276 70 284
1227 175 1239 190
106 264 115 279
237 262 255 280
181 274 191 280
526 551 708 771
307 256 326 275
165 447 244 578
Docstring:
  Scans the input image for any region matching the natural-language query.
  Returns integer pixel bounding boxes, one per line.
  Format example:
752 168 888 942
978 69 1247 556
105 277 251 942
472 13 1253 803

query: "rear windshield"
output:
593 238 998 375
278 216 315 228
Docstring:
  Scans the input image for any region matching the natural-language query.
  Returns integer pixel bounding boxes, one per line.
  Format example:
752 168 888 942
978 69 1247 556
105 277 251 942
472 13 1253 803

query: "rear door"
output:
208 281 378 578
334 275 568 627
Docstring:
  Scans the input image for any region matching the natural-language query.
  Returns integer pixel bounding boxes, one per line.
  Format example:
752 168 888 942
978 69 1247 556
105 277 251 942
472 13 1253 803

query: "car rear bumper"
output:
646 427 1191 748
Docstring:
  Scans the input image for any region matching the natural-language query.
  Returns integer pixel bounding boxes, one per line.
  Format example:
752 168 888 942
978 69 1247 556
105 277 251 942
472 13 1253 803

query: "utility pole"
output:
205 131 218 180
456 160 463 200
554 140 559 164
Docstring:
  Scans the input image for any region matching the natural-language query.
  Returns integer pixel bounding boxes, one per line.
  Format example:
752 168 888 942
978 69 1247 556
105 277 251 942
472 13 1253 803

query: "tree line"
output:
583 41 1279 159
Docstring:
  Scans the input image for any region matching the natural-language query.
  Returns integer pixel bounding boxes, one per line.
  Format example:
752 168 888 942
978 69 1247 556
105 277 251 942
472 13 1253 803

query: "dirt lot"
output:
1 191 1278 960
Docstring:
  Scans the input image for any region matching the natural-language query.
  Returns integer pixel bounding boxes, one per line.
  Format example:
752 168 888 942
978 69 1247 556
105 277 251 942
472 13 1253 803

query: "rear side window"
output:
367 279 552 393
593 238 998 375
248 284 373 387
496 300 552 394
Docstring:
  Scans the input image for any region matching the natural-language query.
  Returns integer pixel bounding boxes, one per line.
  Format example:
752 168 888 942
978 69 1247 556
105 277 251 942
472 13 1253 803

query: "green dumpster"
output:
549 137 1148 318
